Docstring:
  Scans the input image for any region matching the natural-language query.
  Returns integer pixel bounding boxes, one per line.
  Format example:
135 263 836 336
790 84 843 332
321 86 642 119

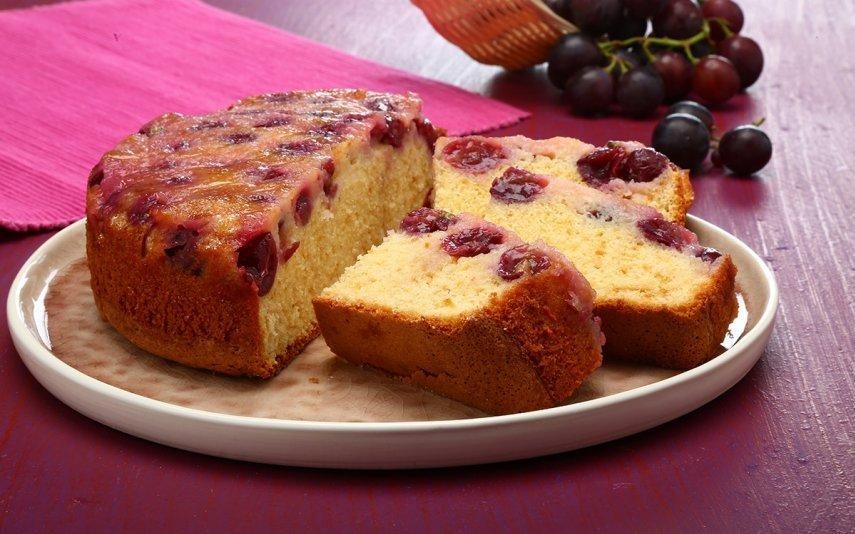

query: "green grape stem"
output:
597 21 715 68
708 17 736 39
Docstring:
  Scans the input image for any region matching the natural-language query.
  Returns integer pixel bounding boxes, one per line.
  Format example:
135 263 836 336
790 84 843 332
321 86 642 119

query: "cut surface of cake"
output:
435 135 694 222
86 89 438 377
313 209 604 415
433 157 737 369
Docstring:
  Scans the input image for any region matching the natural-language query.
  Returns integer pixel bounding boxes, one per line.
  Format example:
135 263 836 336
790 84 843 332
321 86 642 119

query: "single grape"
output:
609 11 649 40
690 39 714 59
718 125 772 175
570 0 623 36
653 50 693 101
616 67 665 117
701 0 745 42
624 0 667 19
651 113 711 169
566 66 615 115
692 55 741 104
665 100 714 130
652 0 704 39
716 35 764 88
547 33 605 90
544 0 574 22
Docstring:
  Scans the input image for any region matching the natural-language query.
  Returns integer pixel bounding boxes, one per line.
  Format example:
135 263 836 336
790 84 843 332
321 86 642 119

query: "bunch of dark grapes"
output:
545 0 764 117
651 100 772 175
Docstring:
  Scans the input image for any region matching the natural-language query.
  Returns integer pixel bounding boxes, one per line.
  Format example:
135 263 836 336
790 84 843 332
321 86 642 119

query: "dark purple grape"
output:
616 67 665 117
651 113 710 169
666 100 713 130
544 0 574 21
701 0 744 41
692 55 740 104
609 11 649 40
653 0 704 39
624 0 667 18
718 125 772 175
716 35 764 88
441 227 505 257
653 50 693 101
236 232 278 296
566 66 615 115
547 33 605 90
689 39 714 59
570 0 623 36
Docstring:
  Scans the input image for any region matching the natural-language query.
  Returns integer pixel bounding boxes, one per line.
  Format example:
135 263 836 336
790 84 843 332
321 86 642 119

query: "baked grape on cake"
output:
86 89 438 377
434 150 737 369
436 135 694 222
313 209 604 415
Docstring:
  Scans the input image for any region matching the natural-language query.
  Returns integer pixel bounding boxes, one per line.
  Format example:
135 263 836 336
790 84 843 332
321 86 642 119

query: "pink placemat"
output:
0 0 528 233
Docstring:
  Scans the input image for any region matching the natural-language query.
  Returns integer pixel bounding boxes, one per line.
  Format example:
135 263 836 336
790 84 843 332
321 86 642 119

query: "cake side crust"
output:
596 255 738 369
86 218 273 377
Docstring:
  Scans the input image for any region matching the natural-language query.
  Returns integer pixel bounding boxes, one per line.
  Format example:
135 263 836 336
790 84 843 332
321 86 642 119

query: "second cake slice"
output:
434 157 737 369
313 209 604 415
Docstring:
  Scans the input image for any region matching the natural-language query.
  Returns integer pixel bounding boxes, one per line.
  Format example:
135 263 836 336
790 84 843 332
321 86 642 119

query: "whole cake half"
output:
86 89 438 377
436 135 694 222
434 160 737 369
313 209 604 415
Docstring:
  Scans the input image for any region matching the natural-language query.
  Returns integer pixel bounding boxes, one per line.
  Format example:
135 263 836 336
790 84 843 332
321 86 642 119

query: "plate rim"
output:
8 216 779 434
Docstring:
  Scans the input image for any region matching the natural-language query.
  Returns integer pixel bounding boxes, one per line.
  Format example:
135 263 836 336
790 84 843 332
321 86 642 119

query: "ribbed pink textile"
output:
0 0 528 232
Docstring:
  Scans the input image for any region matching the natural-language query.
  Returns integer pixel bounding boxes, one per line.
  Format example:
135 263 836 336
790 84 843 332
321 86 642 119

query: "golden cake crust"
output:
314 266 603 415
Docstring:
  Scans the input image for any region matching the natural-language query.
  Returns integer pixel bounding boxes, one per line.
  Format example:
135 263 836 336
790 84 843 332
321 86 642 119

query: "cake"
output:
313 209 604 415
86 89 438 378
433 152 738 369
435 135 694 222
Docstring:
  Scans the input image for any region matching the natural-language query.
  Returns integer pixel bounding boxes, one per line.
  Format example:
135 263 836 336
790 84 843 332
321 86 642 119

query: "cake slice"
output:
435 135 693 222
86 89 438 377
313 209 604 415
433 158 737 369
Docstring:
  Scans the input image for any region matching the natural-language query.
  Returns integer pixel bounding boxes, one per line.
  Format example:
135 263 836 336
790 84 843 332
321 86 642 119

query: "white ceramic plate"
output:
8 216 777 469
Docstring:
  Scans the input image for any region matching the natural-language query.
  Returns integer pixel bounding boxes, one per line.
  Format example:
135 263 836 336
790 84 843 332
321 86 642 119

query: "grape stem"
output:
597 21 714 67
708 17 736 39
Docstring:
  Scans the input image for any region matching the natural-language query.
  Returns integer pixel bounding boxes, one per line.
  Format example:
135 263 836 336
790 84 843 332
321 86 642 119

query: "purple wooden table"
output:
1 0 853 531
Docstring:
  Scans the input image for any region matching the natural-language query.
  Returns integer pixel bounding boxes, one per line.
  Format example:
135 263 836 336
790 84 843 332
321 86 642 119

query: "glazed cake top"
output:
85 89 437 294
87 89 435 245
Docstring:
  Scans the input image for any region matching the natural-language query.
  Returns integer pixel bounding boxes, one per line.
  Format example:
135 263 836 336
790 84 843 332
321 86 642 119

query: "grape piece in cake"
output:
437 135 694 223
